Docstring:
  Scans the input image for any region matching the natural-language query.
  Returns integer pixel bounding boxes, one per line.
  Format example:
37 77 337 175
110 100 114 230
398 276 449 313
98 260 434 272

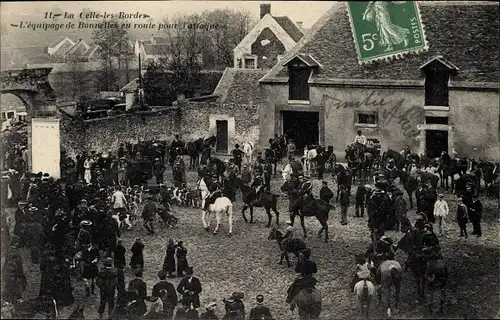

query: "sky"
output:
1 1 334 29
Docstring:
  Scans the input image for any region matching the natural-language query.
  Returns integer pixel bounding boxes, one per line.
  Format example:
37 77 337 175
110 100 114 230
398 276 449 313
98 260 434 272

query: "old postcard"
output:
1 1 499 319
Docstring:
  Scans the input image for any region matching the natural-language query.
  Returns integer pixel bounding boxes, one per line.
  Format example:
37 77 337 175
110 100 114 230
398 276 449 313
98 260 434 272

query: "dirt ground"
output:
3 163 500 319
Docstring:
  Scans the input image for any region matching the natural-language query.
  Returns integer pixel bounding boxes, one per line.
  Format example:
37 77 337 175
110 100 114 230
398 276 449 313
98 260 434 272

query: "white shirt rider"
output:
354 133 367 145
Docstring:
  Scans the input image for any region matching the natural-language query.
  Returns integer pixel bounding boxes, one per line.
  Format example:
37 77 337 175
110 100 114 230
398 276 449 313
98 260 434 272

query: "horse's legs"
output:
284 252 291 268
290 212 296 226
265 207 272 228
242 205 248 223
439 286 445 314
429 285 434 314
213 212 221 234
279 252 284 265
228 209 233 235
202 210 210 231
387 286 392 317
272 207 280 226
249 206 254 223
300 215 307 239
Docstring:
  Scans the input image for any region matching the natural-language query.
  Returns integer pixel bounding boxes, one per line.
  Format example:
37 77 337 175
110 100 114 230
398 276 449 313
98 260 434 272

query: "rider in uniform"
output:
203 177 222 212
223 292 245 320
286 248 318 310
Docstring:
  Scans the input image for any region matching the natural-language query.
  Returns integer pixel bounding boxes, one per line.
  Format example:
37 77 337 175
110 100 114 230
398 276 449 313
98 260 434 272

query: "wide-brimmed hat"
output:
205 300 217 310
285 220 292 225
186 267 194 275
80 220 92 226
438 193 444 197
256 295 264 303
231 292 244 300
28 207 38 212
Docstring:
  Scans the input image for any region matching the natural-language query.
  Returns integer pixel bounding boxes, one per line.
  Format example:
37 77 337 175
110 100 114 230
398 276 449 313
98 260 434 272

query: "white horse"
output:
242 141 254 165
302 147 317 176
197 177 210 209
202 196 234 235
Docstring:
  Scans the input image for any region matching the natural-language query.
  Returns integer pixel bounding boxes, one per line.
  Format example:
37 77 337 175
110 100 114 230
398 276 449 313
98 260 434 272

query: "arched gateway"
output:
0 67 56 118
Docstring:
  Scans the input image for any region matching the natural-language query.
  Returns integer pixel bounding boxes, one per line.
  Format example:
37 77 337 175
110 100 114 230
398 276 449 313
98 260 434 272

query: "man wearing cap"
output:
339 184 350 225
128 268 148 315
249 295 273 320
81 243 100 296
250 175 265 205
152 270 177 318
13 201 28 245
456 197 469 238
231 144 245 172
177 267 202 309
289 155 303 178
394 188 410 233
433 193 449 237
263 157 273 191
96 257 118 319
286 248 318 309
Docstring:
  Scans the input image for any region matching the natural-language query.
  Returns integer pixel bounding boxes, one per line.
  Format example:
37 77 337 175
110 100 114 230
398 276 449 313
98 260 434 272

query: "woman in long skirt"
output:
176 241 188 277
130 238 145 271
162 238 176 278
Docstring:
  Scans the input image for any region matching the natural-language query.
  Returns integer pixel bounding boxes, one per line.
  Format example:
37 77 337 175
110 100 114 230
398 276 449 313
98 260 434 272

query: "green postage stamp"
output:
346 1 428 64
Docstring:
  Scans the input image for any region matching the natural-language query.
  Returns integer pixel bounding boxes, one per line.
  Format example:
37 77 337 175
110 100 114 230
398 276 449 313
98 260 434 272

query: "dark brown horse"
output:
332 164 353 201
268 227 307 267
292 287 322 320
239 182 280 227
186 136 216 169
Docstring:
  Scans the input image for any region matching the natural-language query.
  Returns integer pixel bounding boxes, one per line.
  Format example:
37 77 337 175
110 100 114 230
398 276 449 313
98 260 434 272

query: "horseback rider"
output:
299 180 313 203
282 220 295 241
251 175 264 203
421 223 442 259
404 214 428 270
286 248 318 310
365 232 396 283
203 177 222 212
353 130 367 156
350 253 373 291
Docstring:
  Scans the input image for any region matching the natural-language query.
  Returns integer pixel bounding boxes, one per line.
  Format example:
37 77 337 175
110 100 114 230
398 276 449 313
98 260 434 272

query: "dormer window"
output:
244 55 257 69
420 55 459 107
282 54 321 103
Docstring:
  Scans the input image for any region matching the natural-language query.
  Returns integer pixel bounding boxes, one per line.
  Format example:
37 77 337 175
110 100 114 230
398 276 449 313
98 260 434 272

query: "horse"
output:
382 149 406 170
376 260 402 317
208 157 226 182
239 182 280 227
303 146 318 177
268 227 307 267
187 136 216 169
354 279 375 320
400 170 418 209
283 184 333 242
332 164 353 201
202 195 234 236
425 258 448 314
478 160 499 195
291 287 322 320
197 177 211 209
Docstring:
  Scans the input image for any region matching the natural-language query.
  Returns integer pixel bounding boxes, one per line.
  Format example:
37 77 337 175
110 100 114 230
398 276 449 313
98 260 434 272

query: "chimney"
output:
260 4 271 19
296 21 303 30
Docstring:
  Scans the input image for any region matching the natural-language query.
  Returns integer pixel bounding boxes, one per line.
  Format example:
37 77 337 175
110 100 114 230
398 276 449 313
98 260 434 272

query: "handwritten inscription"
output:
321 91 423 138
380 99 422 138
322 91 391 118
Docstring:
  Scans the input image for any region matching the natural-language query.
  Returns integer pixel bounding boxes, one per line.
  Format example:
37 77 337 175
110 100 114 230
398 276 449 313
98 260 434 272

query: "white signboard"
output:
31 118 60 178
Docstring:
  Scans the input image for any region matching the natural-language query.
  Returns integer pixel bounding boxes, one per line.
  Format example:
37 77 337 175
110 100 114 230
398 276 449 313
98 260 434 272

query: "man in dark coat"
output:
142 196 157 234
128 269 148 316
468 195 483 237
355 182 367 217
81 243 100 296
177 267 202 309
315 147 327 180
231 144 245 172
26 218 44 264
319 180 334 204
153 158 166 185
249 295 274 320
286 248 318 309
96 258 117 319
339 185 350 225
152 270 178 318
114 239 126 270
2 245 27 303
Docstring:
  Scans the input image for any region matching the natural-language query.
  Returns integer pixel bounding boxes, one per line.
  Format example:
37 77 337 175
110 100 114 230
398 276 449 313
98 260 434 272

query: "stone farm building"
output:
258 1 500 159
59 2 499 160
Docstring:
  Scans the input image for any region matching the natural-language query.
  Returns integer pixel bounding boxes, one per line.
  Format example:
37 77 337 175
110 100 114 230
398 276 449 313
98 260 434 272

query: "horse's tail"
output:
391 265 403 287
362 280 369 299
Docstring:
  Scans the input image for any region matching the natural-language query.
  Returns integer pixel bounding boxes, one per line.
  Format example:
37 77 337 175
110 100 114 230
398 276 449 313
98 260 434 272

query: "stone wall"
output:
60 108 181 156
177 100 260 154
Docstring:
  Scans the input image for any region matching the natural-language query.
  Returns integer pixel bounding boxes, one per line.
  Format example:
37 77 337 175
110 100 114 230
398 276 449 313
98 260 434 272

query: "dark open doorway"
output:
282 111 319 153
216 120 228 153
426 130 448 158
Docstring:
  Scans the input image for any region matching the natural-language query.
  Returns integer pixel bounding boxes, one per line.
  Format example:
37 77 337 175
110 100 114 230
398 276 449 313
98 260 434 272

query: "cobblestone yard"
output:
5 161 499 319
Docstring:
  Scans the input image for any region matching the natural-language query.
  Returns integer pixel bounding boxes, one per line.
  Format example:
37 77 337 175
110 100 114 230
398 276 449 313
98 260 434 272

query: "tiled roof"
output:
84 45 100 59
214 68 267 104
281 53 321 67
1 46 50 68
48 36 72 49
120 78 140 93
64 39 90 56
261 2 500 84
273 16 304 42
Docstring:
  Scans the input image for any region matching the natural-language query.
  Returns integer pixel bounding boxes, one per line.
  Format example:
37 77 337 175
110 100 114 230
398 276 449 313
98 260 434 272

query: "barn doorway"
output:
282 111 319 153
426 130 448 158
216 120 228 153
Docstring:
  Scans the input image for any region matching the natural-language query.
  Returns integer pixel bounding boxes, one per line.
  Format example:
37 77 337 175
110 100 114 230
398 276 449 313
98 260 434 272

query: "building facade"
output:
258 2 500 160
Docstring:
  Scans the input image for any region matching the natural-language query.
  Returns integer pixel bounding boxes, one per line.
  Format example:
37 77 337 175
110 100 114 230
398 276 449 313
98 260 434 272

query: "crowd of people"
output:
0 129 489 319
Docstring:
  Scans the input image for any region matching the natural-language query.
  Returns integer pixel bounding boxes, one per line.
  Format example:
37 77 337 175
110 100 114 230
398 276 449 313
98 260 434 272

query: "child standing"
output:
456 197 469 238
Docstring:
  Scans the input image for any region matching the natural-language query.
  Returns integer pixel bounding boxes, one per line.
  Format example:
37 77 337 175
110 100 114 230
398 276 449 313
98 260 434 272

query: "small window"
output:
356 111 378 126
18 115 26 122
425 116 448 125
7 112 15 119
244 57 256 69
1 112 6 121
288 66 310 101
425 70 449 106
